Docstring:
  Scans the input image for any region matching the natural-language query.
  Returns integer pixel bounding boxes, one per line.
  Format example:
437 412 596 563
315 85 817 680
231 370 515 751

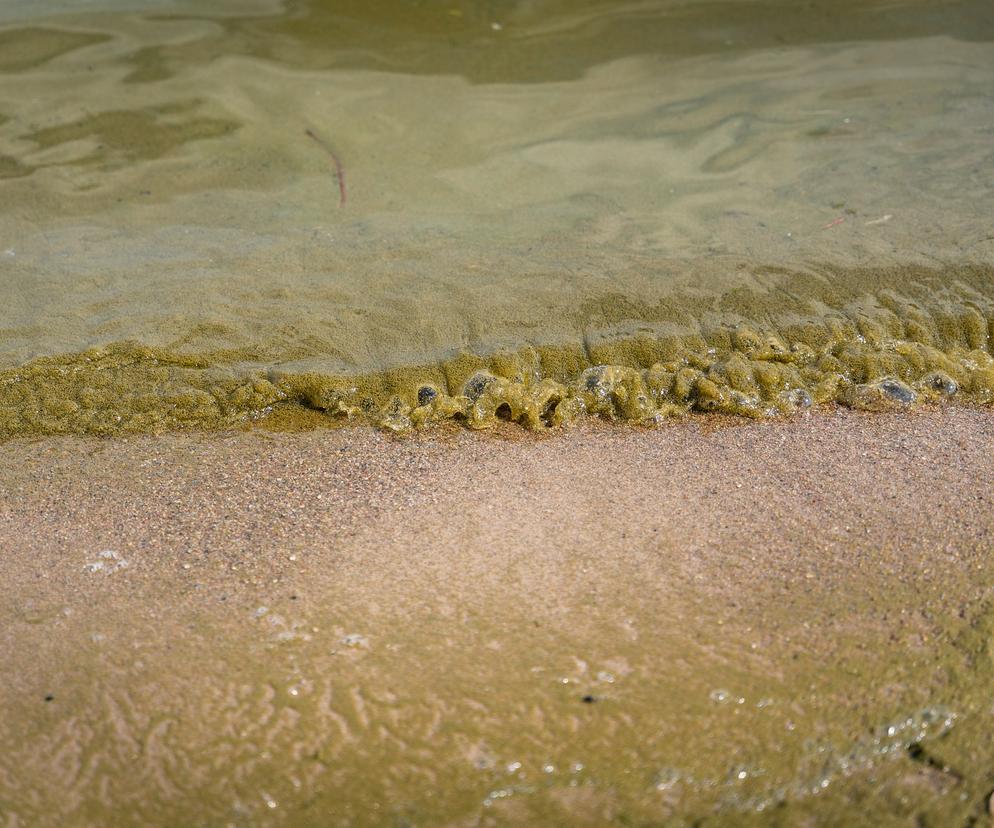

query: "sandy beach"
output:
2 404 993 826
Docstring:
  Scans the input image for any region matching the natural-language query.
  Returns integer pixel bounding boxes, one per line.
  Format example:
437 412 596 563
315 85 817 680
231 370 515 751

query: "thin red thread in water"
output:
305 128 346 207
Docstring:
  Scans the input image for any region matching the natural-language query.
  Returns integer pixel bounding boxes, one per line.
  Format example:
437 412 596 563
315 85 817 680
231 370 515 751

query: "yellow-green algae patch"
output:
2 268 992 440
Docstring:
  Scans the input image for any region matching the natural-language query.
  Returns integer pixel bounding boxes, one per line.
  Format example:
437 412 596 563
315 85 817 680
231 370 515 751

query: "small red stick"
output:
822 216 845 229
305 128 346 207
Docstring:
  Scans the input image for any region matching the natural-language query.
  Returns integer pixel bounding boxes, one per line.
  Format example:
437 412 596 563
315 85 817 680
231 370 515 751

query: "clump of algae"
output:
1 292 991 440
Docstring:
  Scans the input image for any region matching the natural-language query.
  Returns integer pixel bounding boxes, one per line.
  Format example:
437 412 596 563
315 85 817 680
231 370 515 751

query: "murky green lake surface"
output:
0 0 992 436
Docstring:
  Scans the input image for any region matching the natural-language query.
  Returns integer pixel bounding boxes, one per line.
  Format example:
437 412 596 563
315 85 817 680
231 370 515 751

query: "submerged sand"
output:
2 405 994 826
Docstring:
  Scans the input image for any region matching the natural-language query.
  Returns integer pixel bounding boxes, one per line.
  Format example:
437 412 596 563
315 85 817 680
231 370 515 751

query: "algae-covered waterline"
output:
0 0 992 437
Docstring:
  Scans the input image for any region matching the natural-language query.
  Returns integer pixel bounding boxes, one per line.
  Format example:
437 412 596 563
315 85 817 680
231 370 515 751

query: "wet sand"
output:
2 405 994 826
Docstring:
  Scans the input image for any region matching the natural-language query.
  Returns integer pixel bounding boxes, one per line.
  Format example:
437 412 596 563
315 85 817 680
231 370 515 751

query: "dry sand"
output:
2 405 994 826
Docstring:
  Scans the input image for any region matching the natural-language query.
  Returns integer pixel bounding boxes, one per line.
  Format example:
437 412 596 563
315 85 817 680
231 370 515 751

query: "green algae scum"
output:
3 262 994 437
1 0 993 438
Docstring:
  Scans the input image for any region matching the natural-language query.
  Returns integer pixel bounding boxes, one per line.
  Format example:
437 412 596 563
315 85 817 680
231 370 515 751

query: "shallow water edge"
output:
2 262 992 439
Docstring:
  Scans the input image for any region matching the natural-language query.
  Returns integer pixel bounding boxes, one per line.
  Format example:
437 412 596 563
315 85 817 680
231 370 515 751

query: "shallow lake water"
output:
0 0 992 436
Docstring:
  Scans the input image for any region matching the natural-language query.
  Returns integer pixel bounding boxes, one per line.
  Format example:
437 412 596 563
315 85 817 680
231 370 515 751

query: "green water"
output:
1 0 993 436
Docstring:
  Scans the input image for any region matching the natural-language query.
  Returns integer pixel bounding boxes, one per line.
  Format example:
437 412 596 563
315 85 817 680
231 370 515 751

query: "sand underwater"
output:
1 0 994 825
